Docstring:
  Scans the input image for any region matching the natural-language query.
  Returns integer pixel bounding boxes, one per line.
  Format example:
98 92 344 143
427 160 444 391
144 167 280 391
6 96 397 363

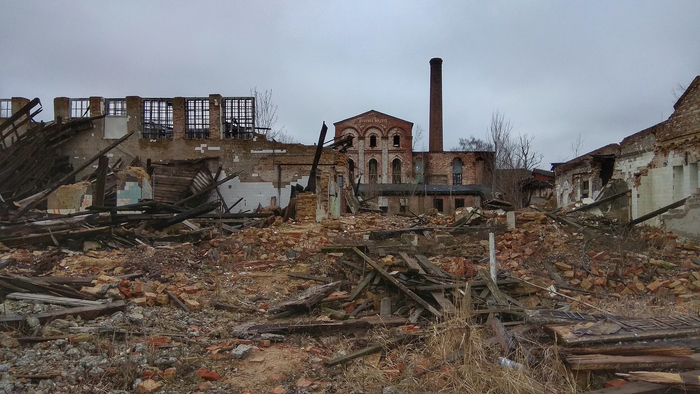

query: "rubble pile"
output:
0 206 699 393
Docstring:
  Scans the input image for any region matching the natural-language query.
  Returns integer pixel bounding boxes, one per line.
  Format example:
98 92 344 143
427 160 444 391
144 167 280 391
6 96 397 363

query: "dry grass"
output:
334 307 577 394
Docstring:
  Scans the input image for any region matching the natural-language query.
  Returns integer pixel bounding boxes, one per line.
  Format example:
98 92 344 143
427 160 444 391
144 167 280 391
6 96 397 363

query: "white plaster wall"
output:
215 174 310 211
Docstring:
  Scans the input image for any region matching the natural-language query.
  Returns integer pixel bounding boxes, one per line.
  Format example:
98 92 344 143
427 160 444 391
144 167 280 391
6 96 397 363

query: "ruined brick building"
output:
555 75 700 238
1 95 347 220
334 58 493 215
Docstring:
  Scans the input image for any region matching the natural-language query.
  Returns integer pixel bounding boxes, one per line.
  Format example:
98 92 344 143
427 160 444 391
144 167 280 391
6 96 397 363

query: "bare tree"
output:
483 110 544 208
569 132 585 158
453 136 493 151
250 87 287 141
412 124 425 151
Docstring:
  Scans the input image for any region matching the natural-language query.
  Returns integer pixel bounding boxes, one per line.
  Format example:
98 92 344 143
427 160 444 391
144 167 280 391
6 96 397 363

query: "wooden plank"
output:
351 248 441 318
325 343 383 367
619 371 700 389
582 381 681 394
415 254 449 278
567 353 700 371
5 293 104 307
478 269 508 306
165 290 190 313
287 272 334 283
431 291 456 314
346 271 377 301
0 301 125 329
546 323 700 347
398 252 425 274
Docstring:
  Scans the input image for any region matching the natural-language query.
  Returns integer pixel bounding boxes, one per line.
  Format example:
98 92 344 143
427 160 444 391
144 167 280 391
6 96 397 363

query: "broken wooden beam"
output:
0 301 125 329
478 269 508 306
5 293 105 307
12 130 135 219
351 247 441 318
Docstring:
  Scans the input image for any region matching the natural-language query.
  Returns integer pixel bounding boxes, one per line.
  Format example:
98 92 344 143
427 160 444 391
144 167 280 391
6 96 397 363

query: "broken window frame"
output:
368 158 378 184
581 180 590 199
399 197 408 213
434 198 444 212
142 99 173 140
392 158 402 184
455 198 465 209
185 98 210 139
453 158 463 185
106 99 127 116
414 159 424 184
70 98 90 118
223 97 255 140
0 99 11 118
348 158 355 178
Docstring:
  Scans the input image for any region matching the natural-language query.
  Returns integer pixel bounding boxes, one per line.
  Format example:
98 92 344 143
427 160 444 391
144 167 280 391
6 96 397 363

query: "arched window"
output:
369 135 377 148
415 159 424 183
392 158 402 184
348 158 355 177
452 158 463 185
393 135 400 147
345 134 353 147
368 159 378 184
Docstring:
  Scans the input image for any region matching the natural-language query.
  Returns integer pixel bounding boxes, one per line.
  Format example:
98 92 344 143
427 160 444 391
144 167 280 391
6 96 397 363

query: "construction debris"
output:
0 201 699 393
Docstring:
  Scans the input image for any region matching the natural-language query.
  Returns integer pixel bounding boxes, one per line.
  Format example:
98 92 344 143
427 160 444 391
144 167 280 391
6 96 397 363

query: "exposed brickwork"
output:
172 97 186 140
429 57 443 153
53 97 70 121
295 192 317 222
209 94 222 141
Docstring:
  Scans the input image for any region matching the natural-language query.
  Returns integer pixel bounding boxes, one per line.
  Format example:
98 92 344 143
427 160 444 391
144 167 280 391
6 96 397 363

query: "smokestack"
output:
429 57 443 153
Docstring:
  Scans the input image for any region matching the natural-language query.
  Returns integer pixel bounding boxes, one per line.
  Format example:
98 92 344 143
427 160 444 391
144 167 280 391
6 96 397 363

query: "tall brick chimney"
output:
429 57 443 153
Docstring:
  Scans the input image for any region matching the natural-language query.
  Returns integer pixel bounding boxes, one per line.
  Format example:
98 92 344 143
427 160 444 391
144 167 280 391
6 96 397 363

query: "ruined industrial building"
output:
1 63 700 394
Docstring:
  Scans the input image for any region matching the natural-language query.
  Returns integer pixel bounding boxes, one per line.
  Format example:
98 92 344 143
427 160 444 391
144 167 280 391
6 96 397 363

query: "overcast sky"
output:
1 1 699 168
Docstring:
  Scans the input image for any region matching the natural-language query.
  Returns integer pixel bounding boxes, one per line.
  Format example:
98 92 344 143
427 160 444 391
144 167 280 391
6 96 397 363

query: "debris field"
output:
2 206 700 394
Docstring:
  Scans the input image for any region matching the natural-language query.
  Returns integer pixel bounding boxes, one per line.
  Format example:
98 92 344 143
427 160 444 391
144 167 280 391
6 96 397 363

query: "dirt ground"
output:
1 209 699 393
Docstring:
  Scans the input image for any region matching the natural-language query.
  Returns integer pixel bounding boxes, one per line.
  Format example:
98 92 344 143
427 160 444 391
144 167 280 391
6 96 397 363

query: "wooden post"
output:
380 297 392 317
93 156 109 207
489 232 497 283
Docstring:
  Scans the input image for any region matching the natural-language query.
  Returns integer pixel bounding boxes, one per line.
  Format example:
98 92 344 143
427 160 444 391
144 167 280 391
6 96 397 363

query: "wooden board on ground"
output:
567 353 700 371
0 301 125 329
547 315 700 346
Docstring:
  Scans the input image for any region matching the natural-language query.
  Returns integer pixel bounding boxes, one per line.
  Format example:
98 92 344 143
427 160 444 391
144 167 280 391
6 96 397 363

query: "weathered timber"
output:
581 382 677 394
232 316 408 335
398 252 425 274
346 271 377 301
5 293 104 307
324 343 383 367
568 353 700 371
351 248 441 318
546 315 700 346
93 156 109 207
287 272 334 283
209 300 258 313
0 226 111 247
150 201 220 230
174 170 242 207
533 206 584 230
618 371 700 389
0 301 125 329
268 281 341 314
568 189 631 214
13 130 135 219
165 290 190 313
478 269 508 306
627 196 691 227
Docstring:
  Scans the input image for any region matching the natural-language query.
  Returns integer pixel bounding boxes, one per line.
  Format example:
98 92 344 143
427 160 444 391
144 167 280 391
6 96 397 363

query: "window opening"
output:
415 159 424 183
455 198 465 209
223 97 255 139
348 158 355 177
399 197 408 213
393 135 400 147
368 159 378 184
369 135 377 148
0 100 11 118
581 180 590 199
142 99 173 139
70 99 90 118
106 99 126 116
392 158 402 184
434 198 443 212
186 98 210 139
452 158 463 185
